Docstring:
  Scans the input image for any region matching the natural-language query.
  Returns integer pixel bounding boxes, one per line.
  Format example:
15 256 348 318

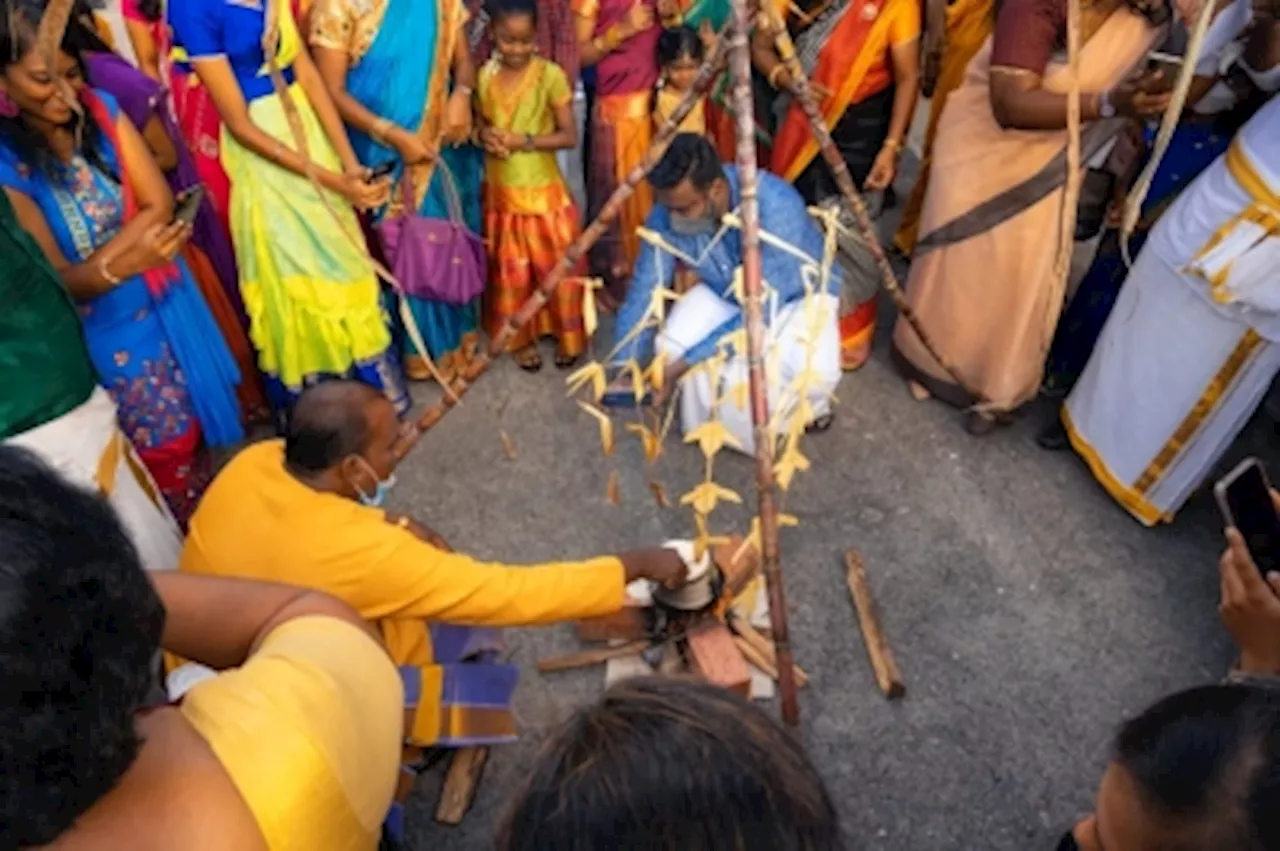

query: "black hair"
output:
486 0 538 27
0 0 117 183
648 133 723 192
657 24 704 68
1112 683 1280 850
497 676 845 851
284 379 386 475
137 0 164 23
0 446 165 848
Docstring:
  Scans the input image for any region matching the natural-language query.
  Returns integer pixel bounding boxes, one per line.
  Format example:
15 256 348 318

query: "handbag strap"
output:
397 154 462 225
435 157 465 225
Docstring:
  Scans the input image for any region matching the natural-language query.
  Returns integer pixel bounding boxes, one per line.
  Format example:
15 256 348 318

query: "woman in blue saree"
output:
0 8 242 523
311 0 483 384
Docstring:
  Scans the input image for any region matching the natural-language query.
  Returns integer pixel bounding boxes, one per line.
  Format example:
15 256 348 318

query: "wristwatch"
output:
523 134 535 151
1098 90 1116 119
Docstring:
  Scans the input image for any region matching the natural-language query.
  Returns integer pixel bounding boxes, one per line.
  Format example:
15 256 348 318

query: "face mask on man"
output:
350 456 397 507
669 188 724 236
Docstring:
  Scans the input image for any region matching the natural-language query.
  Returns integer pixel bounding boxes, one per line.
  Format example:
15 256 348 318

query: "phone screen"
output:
173 187 204 227
1224 463 1280 575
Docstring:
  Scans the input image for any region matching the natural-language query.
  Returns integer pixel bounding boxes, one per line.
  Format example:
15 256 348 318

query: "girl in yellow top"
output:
477 0 587 372
653 25 709 136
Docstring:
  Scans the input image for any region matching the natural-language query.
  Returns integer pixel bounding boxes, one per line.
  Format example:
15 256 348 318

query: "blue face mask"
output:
352 457 397 507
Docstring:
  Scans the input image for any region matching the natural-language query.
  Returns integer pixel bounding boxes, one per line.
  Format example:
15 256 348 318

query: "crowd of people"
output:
3 0 1280 845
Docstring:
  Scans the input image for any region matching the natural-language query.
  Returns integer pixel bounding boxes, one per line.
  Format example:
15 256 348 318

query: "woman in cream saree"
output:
890 0 1166 432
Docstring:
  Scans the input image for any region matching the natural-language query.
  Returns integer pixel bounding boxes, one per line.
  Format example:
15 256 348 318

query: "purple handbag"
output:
377 160 485 306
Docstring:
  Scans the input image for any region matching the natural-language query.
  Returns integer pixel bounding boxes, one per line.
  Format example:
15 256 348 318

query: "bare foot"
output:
908 380 931 402
840 340 872 372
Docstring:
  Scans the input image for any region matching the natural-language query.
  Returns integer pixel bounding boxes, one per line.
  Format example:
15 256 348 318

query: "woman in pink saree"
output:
890 0 1173 434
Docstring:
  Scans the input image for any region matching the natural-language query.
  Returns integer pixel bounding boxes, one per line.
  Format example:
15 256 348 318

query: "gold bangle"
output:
99 256 121 285
767 64 787 88
602 25 623 50
882 138 902 153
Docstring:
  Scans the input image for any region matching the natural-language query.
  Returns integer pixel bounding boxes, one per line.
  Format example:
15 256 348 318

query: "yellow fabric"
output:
181 616 403 851
1062 407 1165 526
181 440 627 742
478 57 574 214
220 84 391 388
655 87 707 135
1193 141 1280 300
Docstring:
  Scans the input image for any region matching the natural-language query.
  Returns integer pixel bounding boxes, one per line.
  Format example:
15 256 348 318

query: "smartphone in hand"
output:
368 161 396 180
172 185 205 227
1215 457 1280 576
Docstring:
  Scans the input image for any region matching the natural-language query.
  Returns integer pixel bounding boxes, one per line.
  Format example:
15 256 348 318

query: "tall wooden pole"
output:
728 0 800 727
400 30 729 453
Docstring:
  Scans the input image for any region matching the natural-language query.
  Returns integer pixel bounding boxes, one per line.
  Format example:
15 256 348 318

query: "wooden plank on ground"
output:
843 549 905 699
684 621 751 697
435 746 488 825
728 614 809 687
537 639 653 673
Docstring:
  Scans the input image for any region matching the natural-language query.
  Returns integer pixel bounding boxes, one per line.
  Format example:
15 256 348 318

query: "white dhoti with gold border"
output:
5 387 183 569
657 283 841 456
1063 98 1280 526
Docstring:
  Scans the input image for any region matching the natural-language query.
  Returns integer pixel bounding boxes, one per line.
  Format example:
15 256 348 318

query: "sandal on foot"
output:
554 351 581 370
514 347 542 372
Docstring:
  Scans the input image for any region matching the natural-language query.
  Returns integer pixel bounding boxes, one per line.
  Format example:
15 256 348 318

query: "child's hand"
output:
478 127 511 158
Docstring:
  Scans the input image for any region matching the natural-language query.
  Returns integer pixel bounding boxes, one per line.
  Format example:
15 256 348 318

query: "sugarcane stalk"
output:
728 0 800 727
401 26 730 450
762 8 985 406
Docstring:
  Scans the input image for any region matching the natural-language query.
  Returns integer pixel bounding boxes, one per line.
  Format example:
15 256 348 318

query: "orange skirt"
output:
587 90 654 296
482 197 586 357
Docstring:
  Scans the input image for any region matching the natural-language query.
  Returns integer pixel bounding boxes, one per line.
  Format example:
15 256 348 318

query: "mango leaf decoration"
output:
626 422 663 463
684 420 742 458
577 401 616 456
693 513 732 561
565 361 607 401
720 328 748 358
648 283 682 323
774 442 811 491
680 481 742 515
628 359 648 403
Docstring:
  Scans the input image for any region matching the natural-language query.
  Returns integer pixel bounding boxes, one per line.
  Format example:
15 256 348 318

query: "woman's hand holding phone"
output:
1220 499 1280 676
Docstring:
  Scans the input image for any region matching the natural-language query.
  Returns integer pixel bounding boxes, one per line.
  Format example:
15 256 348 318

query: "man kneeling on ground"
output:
177 380 687 840
606 133 843 454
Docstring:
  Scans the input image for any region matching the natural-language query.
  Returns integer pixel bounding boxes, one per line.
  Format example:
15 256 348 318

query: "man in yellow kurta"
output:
179 381 685 774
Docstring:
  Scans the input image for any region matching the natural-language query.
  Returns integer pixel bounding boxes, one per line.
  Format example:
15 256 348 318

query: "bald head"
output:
284 380 390 476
